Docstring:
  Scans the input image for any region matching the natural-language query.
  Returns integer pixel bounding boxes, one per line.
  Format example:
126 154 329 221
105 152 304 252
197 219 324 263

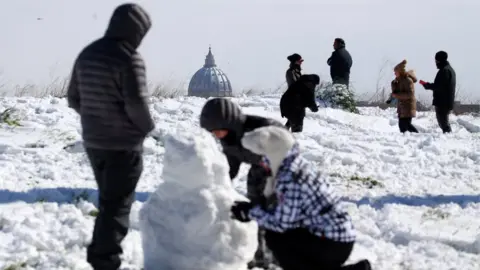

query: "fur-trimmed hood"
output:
406 70 418 83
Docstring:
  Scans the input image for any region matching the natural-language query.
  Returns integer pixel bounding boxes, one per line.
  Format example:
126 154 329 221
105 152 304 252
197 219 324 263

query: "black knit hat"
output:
335 38 346 46
435 51 448 62
287 53 303 63
199 98 245 132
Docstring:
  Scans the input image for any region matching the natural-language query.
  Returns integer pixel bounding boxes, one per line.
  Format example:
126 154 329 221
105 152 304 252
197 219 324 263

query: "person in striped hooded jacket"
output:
230 126 372 270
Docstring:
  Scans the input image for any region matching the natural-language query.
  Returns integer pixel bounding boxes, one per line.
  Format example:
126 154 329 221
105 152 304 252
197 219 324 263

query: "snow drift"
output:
138 127 258 270
1 96 480 269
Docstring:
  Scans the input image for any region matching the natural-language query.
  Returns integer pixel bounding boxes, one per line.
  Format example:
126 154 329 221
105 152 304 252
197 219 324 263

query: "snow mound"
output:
138 127 258 270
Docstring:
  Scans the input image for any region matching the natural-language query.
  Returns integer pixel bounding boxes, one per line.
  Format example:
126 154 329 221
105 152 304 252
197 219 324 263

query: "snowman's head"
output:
162 128 230 190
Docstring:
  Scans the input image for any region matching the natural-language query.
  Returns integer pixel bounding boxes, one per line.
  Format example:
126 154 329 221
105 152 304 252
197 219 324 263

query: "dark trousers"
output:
245 168 276 269
398 117 418 133
285 116 304 133
265 229 359 270
85 148 143 270
435 106 452 133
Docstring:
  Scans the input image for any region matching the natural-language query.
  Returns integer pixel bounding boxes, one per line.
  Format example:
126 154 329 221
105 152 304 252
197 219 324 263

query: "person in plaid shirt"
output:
230 126 371 270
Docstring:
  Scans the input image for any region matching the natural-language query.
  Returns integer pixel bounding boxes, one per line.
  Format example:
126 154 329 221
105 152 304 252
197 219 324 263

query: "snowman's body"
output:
139 128 258 270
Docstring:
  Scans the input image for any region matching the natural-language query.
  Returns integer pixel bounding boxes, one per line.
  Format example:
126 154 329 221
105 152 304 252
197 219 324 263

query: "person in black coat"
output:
199 98 284 269
67 4 154 269
280 74 320 132
327 38 353 87
419 51 456 133
286 53 303 87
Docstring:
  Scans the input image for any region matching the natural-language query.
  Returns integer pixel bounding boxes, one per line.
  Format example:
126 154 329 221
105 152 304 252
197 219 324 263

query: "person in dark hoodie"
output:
327 38 353 87
280 74 320 132
199 98 284 269
286 53 303 87
231 126 372 270
419 51 456 133
67 3 154 270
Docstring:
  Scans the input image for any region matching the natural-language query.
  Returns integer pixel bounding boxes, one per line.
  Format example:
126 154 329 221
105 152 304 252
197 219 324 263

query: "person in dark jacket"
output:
67 4 154 270
199 98 284 269
231 126 372 270
286 53 303 87
327 38 353 87
280 74 320 132
420 51 456 133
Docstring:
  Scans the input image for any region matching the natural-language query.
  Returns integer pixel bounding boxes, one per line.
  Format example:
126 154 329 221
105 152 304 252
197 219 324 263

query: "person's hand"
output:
419 80 429 89
311 106 319 113
230 201 253 222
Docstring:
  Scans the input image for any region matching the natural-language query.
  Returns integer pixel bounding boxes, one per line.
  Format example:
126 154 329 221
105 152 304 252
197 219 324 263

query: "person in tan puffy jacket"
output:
391 60 419 133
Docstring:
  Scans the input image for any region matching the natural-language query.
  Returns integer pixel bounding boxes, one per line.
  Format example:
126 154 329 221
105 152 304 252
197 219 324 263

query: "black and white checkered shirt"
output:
249 143 356 243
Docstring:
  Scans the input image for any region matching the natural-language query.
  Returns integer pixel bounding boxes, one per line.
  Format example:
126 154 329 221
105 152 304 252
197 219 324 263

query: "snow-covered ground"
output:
0 95 479 270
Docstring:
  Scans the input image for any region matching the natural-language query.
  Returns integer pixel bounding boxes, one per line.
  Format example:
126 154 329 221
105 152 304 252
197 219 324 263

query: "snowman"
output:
139 128 258 270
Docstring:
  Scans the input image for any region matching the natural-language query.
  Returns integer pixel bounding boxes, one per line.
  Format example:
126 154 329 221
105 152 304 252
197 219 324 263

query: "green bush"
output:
0 108 21 127
315 83 359 114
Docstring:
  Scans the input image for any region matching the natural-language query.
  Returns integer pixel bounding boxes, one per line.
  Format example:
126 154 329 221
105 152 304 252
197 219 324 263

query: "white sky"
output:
1 0 479 101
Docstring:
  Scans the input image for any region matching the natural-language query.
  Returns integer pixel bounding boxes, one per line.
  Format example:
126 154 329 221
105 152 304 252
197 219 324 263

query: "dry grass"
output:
0 71 477 107
0 76 187 99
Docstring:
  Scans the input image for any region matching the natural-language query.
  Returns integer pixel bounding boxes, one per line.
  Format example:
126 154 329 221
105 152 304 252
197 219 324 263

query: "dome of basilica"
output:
188 47 233 98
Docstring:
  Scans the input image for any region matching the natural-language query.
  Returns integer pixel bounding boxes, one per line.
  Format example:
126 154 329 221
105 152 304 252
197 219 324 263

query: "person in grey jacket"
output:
67 3 154 270
286 53 303 87
200 98 284 269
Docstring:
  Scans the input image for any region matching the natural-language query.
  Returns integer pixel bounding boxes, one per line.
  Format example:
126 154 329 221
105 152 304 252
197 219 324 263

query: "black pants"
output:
285 116 304 133
85 148 143 270
265 228 355 270
435 106 452 133
398 117 418 133
245 168 276 269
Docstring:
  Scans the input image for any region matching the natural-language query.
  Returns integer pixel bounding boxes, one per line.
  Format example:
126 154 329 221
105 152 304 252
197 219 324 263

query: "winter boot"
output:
248 228 278 269
247 245 269 269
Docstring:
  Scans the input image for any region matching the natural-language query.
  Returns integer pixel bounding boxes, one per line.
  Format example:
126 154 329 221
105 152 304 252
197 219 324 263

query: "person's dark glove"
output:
311 106 319 113
230 201 253 222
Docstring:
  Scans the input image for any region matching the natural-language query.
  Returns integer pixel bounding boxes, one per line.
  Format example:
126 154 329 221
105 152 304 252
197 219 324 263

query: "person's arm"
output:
226 153 241 179
248 181 303 232
394 80 415 100
327 51 337 66
67 62 80 114
423 82 434 90
423 69 447 91
306 88 319 112
286 69 300 86
246 163 271 205
122 55 155 135
223 142 263 179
